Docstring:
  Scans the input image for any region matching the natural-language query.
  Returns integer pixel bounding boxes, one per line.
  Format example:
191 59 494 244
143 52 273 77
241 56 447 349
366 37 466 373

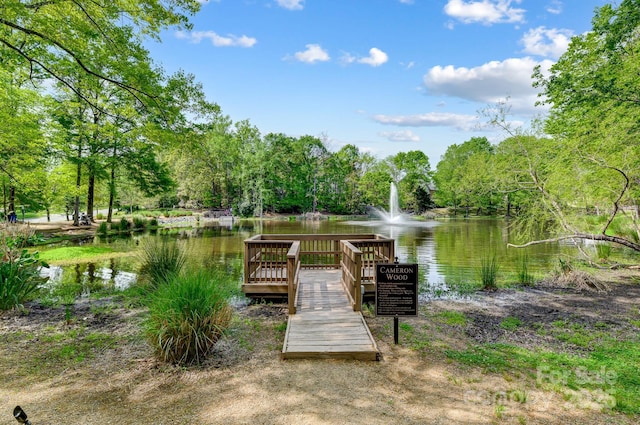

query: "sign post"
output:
375 262 418 344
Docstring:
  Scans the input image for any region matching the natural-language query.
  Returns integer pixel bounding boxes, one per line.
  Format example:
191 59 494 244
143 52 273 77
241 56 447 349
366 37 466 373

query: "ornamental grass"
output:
138 239 186 287
144 269 233 365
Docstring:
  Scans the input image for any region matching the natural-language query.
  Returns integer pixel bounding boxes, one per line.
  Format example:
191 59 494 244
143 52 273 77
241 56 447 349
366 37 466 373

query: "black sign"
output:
375 263 418 317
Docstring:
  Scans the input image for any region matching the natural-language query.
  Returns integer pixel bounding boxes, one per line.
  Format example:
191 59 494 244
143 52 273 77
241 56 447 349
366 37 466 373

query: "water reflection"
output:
42 262 138 291
37 218 580 300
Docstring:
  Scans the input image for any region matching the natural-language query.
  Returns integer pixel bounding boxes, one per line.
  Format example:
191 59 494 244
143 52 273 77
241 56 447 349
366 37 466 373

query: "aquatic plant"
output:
138 239 186 287
480 253 499 291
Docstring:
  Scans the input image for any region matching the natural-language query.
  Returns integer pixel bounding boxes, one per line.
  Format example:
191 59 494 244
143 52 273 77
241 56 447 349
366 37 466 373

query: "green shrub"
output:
0 243 48 310
480 253 499 291
148 218 159 227
132 216 146 230
144 270 233 365
119 217 131 232
3 224 44 247
139 239 186 287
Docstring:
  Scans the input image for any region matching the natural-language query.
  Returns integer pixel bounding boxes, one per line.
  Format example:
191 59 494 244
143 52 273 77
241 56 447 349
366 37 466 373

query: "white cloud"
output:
423 57 554 113
444 0 526 25
276 0 304 10
176 30 256 47
341 48 388 67
546 0 562 14
358 48 388 67
373 112 479 131
293 44 330 63
399 0 415 4
379 130 421 142
521 26 573 59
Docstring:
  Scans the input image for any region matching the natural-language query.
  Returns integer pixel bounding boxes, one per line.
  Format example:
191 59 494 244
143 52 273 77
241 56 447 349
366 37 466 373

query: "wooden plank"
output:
282 269 379 360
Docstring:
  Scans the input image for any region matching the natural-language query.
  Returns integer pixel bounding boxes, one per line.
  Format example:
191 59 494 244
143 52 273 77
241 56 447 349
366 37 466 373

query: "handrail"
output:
243 234 395 312
340 240 362 312
287 241 301 314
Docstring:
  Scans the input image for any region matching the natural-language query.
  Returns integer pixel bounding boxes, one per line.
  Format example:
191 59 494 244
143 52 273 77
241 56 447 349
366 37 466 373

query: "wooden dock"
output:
282 269 380 360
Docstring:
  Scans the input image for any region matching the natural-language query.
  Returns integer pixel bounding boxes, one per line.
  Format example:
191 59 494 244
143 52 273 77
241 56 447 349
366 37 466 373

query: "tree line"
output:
2 0 640 252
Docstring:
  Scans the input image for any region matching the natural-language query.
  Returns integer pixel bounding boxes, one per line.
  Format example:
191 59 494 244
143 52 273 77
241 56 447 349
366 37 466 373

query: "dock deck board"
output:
282 269 379 360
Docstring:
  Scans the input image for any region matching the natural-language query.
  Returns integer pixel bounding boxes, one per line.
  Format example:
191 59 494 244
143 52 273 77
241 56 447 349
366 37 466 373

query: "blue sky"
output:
147 0 608 166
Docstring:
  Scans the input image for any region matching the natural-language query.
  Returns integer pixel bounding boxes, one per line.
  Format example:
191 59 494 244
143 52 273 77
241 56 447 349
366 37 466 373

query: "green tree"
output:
525 0 640 251
433 137 494 216
1 0 201 110
359 161 392 210
0 70 49 219
388 151 432 213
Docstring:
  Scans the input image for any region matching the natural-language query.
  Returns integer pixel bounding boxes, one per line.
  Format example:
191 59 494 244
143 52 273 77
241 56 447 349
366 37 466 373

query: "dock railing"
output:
340 240 362 311
243 234 395 312
287 241 301 314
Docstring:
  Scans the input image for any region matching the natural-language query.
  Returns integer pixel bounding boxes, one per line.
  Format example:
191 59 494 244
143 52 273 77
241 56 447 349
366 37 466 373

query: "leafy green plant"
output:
144 269 233 365
1 235 49 310
139 239 186 287
480 253 499 291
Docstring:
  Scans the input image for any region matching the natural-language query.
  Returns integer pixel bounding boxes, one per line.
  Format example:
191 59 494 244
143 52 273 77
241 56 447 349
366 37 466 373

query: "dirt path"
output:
1 271 638 424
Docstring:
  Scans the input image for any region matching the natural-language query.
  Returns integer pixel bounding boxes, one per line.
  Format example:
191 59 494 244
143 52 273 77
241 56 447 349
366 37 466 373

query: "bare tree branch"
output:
508 233 640 251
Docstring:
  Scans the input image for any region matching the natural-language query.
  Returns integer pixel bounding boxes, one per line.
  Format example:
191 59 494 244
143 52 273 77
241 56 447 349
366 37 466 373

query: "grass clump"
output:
144 269 233 365
595 243 611 261
517 254 534 286
500 317 522 331
434 310 467 326
480 253 499 291
139 239 186 287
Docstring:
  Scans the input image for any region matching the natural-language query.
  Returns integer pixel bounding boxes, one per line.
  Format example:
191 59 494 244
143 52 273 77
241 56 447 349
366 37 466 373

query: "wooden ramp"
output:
282 269 379 360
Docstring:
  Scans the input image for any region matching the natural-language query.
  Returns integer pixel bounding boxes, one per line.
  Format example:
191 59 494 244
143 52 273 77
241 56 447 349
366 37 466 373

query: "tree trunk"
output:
87 172 95 222
2 181 6 222
107 169 115 223
74 144 82 226
8 184 15 214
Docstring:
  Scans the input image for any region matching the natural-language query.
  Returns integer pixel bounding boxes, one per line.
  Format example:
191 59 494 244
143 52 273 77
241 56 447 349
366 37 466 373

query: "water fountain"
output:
373 182 409 224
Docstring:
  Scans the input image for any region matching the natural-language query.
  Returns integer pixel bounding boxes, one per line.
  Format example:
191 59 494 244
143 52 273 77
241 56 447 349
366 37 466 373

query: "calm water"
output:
41 218 580 298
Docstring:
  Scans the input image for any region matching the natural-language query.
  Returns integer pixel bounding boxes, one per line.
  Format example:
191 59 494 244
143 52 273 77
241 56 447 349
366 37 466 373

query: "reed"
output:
480 253 499 291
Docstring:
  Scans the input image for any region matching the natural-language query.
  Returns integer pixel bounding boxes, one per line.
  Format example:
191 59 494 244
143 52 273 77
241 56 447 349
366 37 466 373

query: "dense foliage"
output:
2 1 640 252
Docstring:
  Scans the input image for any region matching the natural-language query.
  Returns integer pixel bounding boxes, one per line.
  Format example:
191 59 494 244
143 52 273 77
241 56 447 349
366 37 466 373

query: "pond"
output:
39 218 582 299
